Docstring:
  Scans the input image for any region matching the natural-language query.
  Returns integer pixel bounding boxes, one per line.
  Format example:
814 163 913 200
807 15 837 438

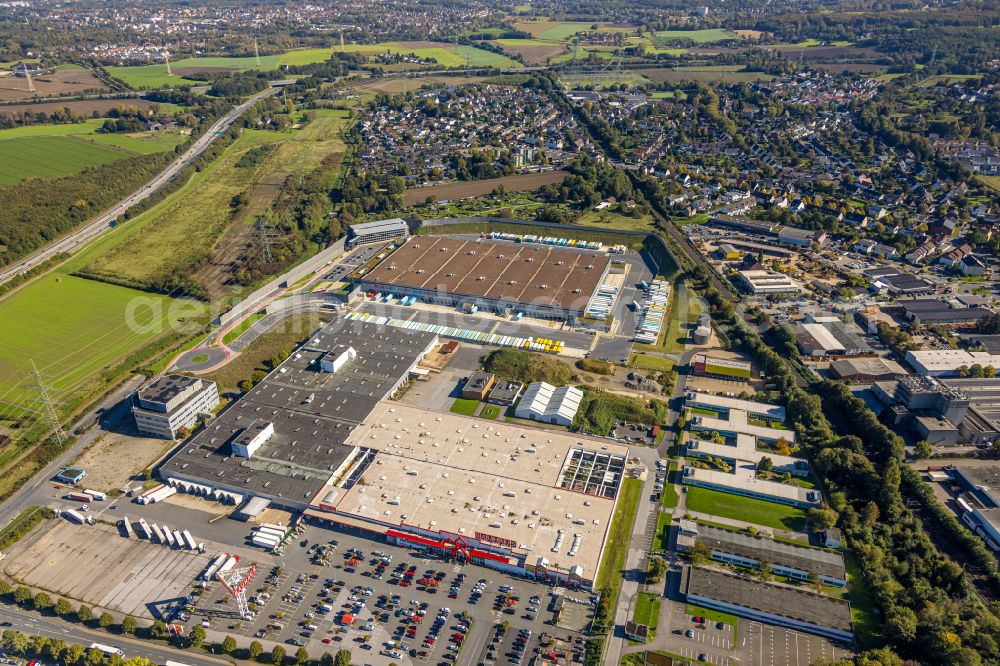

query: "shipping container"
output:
137 518 152 540
218 555 239 574
63 509 86 524
203 554 227 581
163 528 176 547
182 530 198 551
172 530 184 548
120 517 134 538
151 523 165 543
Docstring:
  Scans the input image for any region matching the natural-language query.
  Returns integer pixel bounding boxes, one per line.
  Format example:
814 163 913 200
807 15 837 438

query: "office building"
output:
132 374 220 439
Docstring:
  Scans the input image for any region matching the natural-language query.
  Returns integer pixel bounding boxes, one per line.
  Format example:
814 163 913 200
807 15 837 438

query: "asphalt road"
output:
0 86 278 287
0 375 146 531
0 604 230 666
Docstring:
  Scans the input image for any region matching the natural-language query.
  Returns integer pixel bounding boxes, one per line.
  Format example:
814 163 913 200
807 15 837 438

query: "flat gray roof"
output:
696 524 845 580
686 566 853 632
137 374 202 406
160 320 438 503
350 218 408 235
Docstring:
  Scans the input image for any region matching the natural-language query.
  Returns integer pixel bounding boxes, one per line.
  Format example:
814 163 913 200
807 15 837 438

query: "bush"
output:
483 349 573 384
577 358 615 375
574 390 667 436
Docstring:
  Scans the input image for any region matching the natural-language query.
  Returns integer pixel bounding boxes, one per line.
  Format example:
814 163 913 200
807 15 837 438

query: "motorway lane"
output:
0 605 229 666
0 86 278 287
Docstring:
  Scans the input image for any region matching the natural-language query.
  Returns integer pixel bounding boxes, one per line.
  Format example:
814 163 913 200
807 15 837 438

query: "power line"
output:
29 359 65 445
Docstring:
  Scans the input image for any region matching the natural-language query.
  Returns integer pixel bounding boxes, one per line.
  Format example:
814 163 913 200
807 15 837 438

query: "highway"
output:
0 86 278 288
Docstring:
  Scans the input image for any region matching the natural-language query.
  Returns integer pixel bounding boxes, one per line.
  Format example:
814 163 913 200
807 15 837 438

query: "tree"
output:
774 438 792 456
65 644 86 666
757 456 774 473
249 641 264 660
86 648 105 666
47 638 67 662
807 506 839 530
124 659 153 666
99 612 114 628
334 649 352 666
120 616 137 635
295 648 309 665
689 541 712 566
13 587 30 604
646 557 667 584
320 653 334 666
0 580 11 596
55 597 72 616
223 635 238 654
33 592 52 611
8 631 27 655
188 624 206 648
270 645 286 666
756 559 773 582
31 635 49 657
915 440 933 460
77 605 94 623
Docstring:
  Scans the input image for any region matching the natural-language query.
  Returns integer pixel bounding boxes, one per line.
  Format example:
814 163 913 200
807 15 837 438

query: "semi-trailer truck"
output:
83 489 106 501
66 492 91 502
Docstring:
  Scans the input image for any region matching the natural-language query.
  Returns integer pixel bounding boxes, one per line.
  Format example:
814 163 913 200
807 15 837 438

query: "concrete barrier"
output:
216 238 346 327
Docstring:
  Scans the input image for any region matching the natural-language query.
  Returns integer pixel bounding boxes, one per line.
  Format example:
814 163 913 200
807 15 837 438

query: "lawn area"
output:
633 593 661 638
0 120 185 186
575 209 655 232
84 109 351 292
684 486 807 531
654 511 672 552
450 398 481 415
653 28 736 44
844 551 881 649
222 312 266 345
480 405 502 420
629 353 674 373
634 278 699 355
596 477 642 590
661 462 679 508
979 175 1000 193
207 312 326 392
685 603 739 634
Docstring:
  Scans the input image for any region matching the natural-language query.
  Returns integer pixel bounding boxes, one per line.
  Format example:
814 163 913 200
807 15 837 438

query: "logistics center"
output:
351 236 612 321
159 319 628 589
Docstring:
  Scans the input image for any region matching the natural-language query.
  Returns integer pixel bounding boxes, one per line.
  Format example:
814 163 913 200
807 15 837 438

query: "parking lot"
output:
743 621 852 666
192 523 593 665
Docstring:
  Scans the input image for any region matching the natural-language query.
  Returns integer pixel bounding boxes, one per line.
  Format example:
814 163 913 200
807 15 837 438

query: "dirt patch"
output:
0 98 159 117
733 29 763 39
71 430 176 492
402 170 569 206
686 47 751 56
0 68 108 101
491 41 567 65
172 66 239 76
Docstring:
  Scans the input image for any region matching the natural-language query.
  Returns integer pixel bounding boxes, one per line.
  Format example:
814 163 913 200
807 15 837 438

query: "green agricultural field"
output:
0 120 185 186
653 28 736 44
85 109 351 291
514 20 594 41
109 43 519 88
0 136 126 187
684 486 808 531
0 273 196 411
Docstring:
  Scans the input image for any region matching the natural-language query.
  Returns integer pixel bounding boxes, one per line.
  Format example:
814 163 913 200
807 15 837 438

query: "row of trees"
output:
0 576 356 666
689 262 1000 664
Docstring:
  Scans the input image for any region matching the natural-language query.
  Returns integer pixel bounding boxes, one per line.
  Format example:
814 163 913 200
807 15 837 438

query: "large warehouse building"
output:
159 318 628 589
353 236 612 320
